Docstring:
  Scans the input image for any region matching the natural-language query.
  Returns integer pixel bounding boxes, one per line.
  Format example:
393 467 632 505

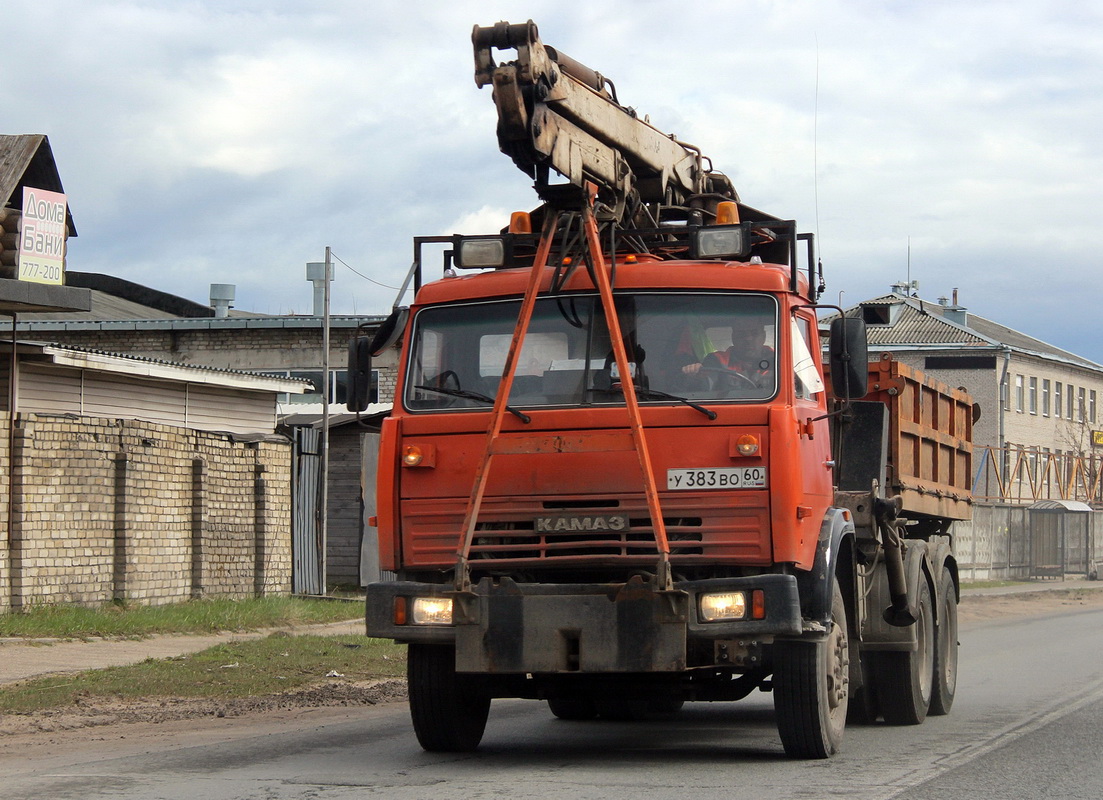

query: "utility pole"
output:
320 247 332 594
307 252 333 595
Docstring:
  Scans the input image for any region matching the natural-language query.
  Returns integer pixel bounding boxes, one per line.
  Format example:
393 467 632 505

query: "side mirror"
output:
346 336 375 411
829 317 868 399
347 307 409 412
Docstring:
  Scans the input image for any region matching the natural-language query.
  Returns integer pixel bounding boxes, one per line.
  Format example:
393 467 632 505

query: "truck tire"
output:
650 693 685 715
773 578 849 758
407 643 491 752
929 567 958 716
547 694 598 720
875 577 934 725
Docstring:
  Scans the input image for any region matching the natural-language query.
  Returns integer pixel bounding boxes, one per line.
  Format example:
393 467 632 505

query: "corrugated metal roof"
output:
3 338 311 393
24 291 184 321
16 312 386 332
0 134 77 235
831 293 1103 371
864 304 993 347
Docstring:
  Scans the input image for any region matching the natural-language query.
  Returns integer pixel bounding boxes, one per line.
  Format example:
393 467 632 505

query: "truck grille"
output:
400 494 771 568
471 517 704 560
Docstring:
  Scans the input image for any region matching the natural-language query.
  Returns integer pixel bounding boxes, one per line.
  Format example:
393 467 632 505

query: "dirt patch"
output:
0 679 407 737
958 587 1103 624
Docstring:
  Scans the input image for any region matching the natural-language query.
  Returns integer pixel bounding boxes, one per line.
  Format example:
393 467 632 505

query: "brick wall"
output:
0 414 292 611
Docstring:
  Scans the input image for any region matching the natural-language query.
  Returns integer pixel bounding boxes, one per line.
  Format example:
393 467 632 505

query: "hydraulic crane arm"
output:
473 20 738 223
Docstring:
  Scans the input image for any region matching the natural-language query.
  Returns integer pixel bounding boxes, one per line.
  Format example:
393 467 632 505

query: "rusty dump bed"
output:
831 353 974 521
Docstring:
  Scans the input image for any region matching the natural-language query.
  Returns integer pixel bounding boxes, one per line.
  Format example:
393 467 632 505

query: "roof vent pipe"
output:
306 262 334 317
944 288 968 326
209 284 235 318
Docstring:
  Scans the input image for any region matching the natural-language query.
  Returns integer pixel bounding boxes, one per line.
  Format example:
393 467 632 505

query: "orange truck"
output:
347 21 973 758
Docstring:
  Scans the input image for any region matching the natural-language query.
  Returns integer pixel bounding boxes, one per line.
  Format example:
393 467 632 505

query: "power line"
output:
328 251 401 290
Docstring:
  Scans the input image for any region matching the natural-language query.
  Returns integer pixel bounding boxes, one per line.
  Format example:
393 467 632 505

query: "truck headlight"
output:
699 591 747 622
457 238 505 268
691 225 748 259
410 597 453 625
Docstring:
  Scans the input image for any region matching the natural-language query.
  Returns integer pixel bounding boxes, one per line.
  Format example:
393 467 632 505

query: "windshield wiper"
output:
597 385 717 420
414 385 531 423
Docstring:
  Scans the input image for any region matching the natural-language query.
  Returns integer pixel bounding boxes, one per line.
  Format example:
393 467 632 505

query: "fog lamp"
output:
410 597 453 625
699 591 747 622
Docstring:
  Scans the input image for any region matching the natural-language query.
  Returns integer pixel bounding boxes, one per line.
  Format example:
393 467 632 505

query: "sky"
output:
5 1 1103 362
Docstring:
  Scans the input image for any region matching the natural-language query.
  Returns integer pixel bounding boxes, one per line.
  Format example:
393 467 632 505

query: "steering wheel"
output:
424 369 462 407
436 370 461 391
698 366 760 394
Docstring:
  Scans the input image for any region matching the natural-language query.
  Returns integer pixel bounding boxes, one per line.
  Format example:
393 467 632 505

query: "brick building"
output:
1 131 344 609
14 273 391 588
0 341 306 610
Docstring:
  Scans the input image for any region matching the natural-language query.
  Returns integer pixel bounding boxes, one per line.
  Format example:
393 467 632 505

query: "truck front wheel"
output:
773 578 849 758
407 643 491 752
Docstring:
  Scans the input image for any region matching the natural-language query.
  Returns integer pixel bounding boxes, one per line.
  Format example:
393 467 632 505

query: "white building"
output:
839 287 1103 505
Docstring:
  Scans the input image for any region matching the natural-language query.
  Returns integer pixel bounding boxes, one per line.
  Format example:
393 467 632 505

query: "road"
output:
2 603 1102 800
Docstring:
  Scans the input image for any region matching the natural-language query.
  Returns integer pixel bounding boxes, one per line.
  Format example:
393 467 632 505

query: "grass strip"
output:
0 597 363 639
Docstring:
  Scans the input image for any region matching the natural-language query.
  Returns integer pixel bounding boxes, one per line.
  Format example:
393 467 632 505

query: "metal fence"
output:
291 426 322 595
973 446 1103 505
954 501 1102 581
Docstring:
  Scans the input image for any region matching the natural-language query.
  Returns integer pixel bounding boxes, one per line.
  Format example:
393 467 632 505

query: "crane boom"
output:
472 20 738 224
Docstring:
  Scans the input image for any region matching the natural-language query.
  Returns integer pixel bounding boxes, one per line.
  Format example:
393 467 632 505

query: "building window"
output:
1068 385 1076 419
265 369 360 405
1042 379 1050 417
1029 377 1038 415
1015 375 1024 412
1079 387 1086 422
1055 382 1063 419
1092 390 1097 424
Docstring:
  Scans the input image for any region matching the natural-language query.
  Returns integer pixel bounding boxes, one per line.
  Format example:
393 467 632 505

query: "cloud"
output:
3 0 1102 361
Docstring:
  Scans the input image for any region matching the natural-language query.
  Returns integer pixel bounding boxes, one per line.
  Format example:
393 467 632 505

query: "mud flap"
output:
454 575 688 673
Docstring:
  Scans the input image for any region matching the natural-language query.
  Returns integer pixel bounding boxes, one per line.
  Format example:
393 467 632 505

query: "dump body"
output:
828 352 973 521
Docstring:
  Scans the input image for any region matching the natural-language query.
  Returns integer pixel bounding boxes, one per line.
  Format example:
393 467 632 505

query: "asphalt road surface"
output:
3 603 1103 800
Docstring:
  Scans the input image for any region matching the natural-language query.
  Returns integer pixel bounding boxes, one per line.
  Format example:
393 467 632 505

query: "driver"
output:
681 316 773 383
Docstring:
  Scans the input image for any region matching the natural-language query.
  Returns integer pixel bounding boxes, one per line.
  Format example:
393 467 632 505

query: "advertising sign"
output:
17 187 67 285
1092 430 1103 448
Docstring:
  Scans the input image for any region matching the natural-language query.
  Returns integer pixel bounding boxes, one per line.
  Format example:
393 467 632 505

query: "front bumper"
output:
366 573 801 673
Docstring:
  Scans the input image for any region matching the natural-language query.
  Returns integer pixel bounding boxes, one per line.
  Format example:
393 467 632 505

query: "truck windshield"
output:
405 292 778 411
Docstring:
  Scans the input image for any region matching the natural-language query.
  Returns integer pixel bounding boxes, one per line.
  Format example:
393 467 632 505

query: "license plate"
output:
667 467 767 490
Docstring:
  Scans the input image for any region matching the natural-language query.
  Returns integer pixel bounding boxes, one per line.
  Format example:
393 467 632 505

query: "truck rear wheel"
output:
929 567 958 716
407 643 491 752
875 577 934 725
773 578 849 758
